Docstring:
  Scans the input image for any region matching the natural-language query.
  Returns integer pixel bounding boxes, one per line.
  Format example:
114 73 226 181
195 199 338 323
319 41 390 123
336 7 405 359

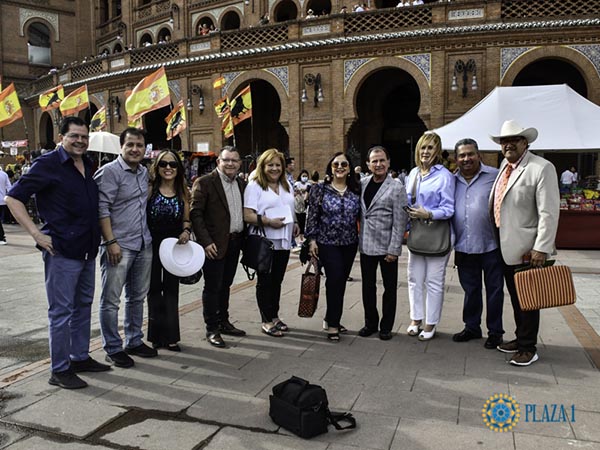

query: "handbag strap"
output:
410 173 419 206
255 214 267 236
327 410 357 430
305 256 319 274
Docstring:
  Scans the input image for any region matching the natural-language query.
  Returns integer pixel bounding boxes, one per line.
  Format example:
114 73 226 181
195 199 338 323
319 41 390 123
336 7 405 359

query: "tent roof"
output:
434 85 600 151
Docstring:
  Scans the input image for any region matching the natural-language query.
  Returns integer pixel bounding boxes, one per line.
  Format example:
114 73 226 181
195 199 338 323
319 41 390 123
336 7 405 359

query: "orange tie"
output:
494 164 513 227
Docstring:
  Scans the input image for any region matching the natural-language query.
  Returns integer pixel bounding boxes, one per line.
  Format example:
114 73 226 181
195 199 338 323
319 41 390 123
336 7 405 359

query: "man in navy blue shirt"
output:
451 138 504 349
6 117 110 389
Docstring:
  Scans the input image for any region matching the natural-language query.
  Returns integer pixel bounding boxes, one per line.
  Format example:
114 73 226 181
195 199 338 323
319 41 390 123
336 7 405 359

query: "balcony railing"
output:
30 0 599 94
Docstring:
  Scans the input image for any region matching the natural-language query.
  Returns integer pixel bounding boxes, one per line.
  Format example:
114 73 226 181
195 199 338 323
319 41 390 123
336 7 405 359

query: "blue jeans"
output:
43 252 95 372
456 249 504 336
99 245 152 355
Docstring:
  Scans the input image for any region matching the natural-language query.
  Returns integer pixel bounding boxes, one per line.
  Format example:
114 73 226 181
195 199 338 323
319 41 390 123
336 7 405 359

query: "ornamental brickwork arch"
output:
500 46 600 104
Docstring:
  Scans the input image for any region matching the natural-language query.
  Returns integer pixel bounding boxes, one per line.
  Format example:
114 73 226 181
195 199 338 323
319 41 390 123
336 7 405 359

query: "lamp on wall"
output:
451 59 477 98
187 85 205 115
301 73 324 107
110 96 121 122
170 4 180 29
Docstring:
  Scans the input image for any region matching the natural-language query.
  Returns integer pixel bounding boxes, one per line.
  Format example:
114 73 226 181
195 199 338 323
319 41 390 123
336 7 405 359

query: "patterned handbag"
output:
514 265 576 311
298 257 320 318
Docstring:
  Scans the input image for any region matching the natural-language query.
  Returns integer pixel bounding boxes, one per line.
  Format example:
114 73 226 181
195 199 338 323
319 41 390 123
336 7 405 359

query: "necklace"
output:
331 184 347 194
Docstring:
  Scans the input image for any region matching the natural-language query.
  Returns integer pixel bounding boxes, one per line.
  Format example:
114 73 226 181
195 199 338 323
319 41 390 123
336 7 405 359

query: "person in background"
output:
570 166 579 187
405 131 455 341
294 169 311 242
306 152 360 341
560 167 574 193
6 117 109 389
451 139 504 349
0 165 12 245
243 149 299 337
311 170 320 184
146 150 191 352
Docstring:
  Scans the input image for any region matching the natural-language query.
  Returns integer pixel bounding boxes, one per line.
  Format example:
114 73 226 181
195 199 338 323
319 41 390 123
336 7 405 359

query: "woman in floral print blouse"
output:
305 152 360 342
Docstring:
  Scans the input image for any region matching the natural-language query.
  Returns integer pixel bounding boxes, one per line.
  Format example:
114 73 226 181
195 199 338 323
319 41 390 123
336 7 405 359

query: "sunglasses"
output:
332 161 349 168
158 160 178 169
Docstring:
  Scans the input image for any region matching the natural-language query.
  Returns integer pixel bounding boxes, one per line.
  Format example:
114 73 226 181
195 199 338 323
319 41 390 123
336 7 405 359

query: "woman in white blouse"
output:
244 149 300 337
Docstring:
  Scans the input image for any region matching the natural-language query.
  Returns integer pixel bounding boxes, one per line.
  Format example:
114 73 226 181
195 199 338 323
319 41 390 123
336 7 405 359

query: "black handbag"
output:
407 174 452 257
269 376 356 439
241 214 274 280
179 269 203 285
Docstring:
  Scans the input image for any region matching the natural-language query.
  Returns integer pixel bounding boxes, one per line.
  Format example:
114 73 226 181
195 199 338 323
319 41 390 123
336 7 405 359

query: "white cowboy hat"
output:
490 119 538 144
159 238 205 277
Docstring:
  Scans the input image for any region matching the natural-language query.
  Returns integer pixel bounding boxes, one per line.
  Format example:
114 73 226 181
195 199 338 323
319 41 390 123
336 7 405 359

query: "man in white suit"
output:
489 120 559 366
358 146 408 340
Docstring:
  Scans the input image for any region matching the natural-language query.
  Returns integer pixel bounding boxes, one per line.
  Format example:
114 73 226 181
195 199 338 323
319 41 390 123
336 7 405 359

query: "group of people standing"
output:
4 116 559 390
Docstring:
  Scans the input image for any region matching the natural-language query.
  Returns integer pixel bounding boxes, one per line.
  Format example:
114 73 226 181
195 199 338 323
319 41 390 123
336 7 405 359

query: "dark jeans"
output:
0 205 5 240
147 240 181 345
504 261 540 352
360 253 398 333
256 250 290 323
456 249 505 336
201 235 243 332
319 243 357 328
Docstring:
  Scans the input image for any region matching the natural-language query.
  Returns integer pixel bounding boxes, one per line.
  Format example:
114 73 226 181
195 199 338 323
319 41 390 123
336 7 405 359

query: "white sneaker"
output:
0 240 7 245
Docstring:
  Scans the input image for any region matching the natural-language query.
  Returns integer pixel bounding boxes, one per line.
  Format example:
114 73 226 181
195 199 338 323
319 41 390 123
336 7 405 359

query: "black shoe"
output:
48 369 88 389
484 334 503 349
105 351 135 368
166 344 181 352
379 331 393 341
358 326 377 337
207 332 226 348
125 343 158 358
70 357 111 373
452 328 482 342
220 320 247 336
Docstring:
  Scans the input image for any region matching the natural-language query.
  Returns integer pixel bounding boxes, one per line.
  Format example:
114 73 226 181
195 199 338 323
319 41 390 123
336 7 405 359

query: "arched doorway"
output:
347 68 426 171
157 27 171 43
274 0 298 22
27 21 52 65
513 59 588 98
221 11 241 30
230 79 288 160
140 33 153 47
305 0 332 15
39 112 55 149
144 105 181 152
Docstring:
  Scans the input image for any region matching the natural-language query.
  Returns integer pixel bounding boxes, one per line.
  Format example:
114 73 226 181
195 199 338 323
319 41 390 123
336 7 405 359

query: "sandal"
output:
327 332 340 342
262 325 284 337
273 319 289 332
323 320 348 333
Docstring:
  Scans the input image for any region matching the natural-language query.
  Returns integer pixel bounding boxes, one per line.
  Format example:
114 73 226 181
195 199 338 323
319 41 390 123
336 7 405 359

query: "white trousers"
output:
407 251 451 325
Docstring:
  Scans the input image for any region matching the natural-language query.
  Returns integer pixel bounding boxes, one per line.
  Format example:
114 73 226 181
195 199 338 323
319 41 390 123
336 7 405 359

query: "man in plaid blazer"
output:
358 146 409 340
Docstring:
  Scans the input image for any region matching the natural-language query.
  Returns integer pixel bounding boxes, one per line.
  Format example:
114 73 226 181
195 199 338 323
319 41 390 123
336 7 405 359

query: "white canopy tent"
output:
434 85 600 151
87 131 121 155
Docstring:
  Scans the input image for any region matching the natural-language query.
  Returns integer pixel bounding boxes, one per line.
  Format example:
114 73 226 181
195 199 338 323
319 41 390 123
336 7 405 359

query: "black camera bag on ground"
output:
269 376 356 439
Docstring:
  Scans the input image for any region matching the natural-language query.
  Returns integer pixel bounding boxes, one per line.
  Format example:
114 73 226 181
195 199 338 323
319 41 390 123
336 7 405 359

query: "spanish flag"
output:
39 85 64 112
90 106 106 132
213 76 226 90
0 83 23 128
165 100 187 140
214 97 233 138
230 85 252 126
222 113 234 138
59 85 89 116
125 67 170 121
128 115 143 129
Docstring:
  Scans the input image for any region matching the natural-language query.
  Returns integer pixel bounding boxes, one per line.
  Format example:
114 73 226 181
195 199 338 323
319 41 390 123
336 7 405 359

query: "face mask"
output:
301 176 308 182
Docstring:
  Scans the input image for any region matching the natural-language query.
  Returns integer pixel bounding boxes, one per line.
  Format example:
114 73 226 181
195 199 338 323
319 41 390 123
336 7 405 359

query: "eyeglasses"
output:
65 133 89 141
499 137 524 145
158 160 178 169
331 161 349 168
220 158 241 164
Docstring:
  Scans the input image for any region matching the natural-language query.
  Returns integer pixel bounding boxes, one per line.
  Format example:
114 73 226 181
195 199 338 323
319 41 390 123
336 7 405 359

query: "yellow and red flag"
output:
165 100 187 140
0 83 23 128
221 114 234 138
90 106 107 132
125 67 170 121
230 85 252 126
213 76 226 90
39 85 64 112
214 97 233 138
59 85 89 116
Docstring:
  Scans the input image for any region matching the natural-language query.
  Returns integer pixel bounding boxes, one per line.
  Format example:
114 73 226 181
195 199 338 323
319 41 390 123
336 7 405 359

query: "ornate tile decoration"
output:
568 45 600 78
223 72 243 95
263 67 289 95
400 53 431 85
500 47 536 81
344 58 373 91
168 80 181 102
20 8 59 41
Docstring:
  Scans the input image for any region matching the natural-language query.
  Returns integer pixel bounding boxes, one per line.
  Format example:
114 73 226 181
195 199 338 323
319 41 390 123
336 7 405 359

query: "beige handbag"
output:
514 265 576 311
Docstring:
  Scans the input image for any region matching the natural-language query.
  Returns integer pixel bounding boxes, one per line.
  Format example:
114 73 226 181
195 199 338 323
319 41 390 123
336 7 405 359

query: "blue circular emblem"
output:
482 393 520 432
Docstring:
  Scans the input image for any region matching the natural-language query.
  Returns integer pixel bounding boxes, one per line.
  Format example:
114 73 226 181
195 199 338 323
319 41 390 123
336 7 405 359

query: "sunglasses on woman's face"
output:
332 161 349 168
158 160 178 169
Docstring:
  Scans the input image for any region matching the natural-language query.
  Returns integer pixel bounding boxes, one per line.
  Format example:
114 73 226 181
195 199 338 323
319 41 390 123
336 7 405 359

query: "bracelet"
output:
103 238 117 246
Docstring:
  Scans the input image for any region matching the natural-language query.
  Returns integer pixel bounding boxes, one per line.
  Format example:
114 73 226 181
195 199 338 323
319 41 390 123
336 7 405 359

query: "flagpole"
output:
250 113 254 158
21 117 31 152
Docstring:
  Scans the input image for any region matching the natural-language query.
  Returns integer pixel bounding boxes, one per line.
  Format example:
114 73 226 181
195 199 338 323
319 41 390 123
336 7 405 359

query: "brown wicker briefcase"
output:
514 265 576 311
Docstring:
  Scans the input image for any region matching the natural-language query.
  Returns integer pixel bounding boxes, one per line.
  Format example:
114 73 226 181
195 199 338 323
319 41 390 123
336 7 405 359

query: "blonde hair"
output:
254 148 290 192
414 131 443 169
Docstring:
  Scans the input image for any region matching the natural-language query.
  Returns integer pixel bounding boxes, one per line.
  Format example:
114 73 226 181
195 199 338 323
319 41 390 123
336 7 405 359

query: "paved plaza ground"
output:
1 224 600 449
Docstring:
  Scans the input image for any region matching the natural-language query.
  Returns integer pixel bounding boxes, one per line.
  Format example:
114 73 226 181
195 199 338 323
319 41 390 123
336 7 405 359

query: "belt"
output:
229 232 243 240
